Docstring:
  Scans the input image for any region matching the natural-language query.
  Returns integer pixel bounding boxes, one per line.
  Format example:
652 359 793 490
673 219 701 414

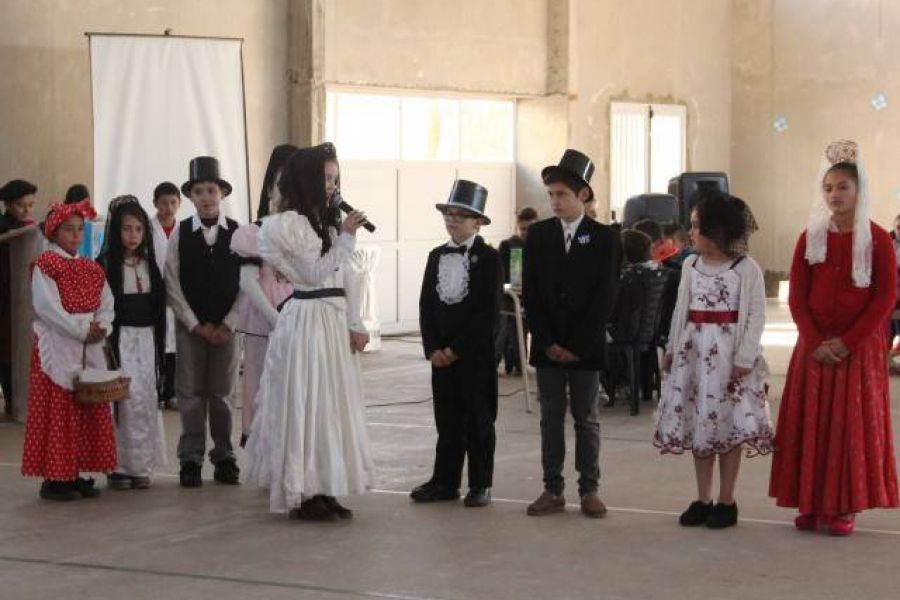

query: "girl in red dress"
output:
21 200 117 501
769 140 899 535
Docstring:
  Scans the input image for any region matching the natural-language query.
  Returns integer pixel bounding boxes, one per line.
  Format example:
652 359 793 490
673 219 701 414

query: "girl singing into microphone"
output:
245 143 375 522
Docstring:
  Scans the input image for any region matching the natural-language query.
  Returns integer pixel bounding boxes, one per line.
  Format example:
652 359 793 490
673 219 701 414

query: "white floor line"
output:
2 462 897 536
370 489 900 536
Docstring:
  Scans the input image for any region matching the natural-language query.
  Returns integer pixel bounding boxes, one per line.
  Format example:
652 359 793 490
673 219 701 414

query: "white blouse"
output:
32 244 115 390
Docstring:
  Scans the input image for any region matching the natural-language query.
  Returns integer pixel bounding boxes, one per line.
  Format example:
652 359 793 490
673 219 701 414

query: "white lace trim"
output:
436 254 470 305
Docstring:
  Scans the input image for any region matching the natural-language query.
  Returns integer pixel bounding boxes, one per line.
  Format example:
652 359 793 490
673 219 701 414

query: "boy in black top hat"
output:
165 156 242 488
412 180 502 508
523 149 620 519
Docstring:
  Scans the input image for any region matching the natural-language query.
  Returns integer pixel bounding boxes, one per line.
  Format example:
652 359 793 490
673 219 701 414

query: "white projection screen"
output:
89 34 250 222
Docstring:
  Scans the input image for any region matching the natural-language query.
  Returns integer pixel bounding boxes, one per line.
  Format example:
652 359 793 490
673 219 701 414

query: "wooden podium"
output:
0 225 42 422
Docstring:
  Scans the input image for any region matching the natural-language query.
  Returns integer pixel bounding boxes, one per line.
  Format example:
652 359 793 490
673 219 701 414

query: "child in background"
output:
21 200 117 500
150 182 181 410
98 197 167 489
655 189 774 529
230 144 297 446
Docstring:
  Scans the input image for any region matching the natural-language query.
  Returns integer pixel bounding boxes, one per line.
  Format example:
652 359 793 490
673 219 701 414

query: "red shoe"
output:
828 514 856 536
794 513 818 531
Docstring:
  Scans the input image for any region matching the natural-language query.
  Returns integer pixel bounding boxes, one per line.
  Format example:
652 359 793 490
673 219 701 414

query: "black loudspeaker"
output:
622 193 679 229
668 172 729 227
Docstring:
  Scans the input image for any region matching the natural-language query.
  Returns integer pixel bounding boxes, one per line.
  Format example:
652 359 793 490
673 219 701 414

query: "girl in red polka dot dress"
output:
21 200 117 501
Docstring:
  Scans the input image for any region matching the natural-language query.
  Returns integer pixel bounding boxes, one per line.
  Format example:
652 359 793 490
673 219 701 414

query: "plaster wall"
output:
0 0 289 218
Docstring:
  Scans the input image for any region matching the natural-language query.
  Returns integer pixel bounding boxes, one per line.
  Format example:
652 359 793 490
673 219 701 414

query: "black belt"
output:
277 288 345 312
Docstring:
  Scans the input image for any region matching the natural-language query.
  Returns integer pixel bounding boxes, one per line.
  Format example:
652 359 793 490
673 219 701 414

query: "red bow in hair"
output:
44 200 97 238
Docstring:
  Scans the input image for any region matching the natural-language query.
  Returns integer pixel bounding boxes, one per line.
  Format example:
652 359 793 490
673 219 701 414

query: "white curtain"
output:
89 35 249 222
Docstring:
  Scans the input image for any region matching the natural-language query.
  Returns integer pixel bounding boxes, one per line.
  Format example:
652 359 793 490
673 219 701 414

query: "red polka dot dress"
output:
21 251 117 481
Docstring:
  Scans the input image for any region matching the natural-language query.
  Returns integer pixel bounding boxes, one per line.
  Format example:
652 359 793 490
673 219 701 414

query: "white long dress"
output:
246 211 374 513
114 260 167 477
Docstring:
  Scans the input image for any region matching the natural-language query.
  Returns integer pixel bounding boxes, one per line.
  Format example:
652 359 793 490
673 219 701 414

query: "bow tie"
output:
440 245 468 256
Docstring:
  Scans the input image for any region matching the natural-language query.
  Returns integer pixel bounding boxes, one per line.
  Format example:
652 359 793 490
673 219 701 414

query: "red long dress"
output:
769 222 899 515
21 252 117 481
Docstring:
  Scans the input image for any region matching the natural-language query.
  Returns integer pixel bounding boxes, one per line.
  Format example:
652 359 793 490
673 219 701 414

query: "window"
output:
326 91 514 162
609 102 686 213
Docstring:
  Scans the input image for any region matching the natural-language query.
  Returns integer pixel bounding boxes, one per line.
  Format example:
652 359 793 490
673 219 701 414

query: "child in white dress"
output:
246 143 374 521
655 189 774 529
98 197 167 489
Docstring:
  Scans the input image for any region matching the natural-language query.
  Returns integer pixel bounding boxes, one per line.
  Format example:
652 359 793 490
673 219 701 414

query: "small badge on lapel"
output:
470 254 479 264
577 234 591 245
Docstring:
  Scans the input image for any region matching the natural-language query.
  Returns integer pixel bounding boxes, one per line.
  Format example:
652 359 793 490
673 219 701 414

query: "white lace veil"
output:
804 139 872 287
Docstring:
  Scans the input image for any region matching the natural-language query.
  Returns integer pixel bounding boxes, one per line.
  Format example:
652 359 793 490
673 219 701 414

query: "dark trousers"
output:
494 315 522 373
0 361 10 416
536 367 601 497
159 352 176 402
430 359 498 490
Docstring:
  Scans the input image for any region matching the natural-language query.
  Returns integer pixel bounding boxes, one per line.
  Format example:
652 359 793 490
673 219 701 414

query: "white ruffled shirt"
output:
436 235 476 305
32 244 115 390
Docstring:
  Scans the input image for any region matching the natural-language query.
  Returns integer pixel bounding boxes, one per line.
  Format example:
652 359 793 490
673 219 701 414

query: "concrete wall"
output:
322 0 549 96
568 0 733 220
731 0 900 272
0 0 289 218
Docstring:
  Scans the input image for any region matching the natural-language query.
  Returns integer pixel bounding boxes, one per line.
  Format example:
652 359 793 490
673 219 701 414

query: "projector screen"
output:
89 34 250 222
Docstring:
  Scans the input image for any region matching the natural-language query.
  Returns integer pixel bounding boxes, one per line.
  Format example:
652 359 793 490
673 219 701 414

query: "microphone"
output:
335 190 376 233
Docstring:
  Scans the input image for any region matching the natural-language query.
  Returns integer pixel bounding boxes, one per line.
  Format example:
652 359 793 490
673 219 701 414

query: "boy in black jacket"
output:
412 180 502 508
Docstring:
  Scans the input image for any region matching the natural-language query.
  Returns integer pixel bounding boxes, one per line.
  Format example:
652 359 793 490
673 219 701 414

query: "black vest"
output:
178 217 240 325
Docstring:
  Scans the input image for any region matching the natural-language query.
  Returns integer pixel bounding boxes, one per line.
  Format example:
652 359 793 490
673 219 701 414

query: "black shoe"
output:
706 502 739 529
289 496 338 522
179 462 203 488
39 480 80 501
321 495 354 519
463 487 492 507
679 500 713 526
74 476 101 498
213 460 240 485
410 481 460 503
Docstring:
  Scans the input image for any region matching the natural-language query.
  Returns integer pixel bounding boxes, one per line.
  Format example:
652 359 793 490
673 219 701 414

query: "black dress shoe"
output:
179 462 203 488
706 502 738 529
289 496 338 522
410 481 460 503
213 460 240 485
74 476 101 498
679 500 713 526
39 480 80 501
463 488 492 507
321 495 354 519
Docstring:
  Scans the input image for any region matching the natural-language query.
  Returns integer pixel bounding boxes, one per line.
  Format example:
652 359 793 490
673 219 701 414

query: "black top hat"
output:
182 156 232 197
0 179 37 203
541 149 595 202
435 179 490 225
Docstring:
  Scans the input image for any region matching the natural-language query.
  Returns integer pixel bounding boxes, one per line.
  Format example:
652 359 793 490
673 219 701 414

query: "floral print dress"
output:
654 257 774 457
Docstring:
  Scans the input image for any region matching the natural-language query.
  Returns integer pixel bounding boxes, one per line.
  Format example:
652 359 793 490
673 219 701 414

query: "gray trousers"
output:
536 367 601 497
175 323 239 466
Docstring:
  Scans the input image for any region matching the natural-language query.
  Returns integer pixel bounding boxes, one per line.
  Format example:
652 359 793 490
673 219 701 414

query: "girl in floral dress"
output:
21 200 117 501
655 189 774 529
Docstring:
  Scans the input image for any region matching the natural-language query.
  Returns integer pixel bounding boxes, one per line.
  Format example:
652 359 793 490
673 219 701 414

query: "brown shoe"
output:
580 493 608 518
526 491 566 516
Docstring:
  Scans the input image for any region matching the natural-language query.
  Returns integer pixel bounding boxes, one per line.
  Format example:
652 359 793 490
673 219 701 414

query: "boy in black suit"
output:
412 180 502 508
523 150 621 518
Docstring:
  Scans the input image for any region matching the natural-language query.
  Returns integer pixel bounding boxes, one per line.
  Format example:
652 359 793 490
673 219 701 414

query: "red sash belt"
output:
688 310 739 324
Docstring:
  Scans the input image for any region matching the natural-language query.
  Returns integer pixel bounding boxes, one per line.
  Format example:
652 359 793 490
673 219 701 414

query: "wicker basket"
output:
74 343 131 404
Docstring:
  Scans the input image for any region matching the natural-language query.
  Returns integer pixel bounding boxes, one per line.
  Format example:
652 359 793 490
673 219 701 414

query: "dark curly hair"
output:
691 189 754 256
622 229 652 264
278 143 341 255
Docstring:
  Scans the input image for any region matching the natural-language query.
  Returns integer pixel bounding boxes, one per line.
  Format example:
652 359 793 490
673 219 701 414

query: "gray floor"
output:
1 302 898 600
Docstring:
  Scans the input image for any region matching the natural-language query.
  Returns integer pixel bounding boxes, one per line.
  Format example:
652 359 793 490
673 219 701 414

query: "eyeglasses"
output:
442 211 476 223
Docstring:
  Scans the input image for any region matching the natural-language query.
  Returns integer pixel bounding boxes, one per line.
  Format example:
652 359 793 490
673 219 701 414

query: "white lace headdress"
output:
805 139 872 287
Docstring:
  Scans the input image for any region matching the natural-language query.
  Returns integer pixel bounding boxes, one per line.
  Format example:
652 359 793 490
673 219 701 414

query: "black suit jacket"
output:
419 236 502 362
523 216 621 370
